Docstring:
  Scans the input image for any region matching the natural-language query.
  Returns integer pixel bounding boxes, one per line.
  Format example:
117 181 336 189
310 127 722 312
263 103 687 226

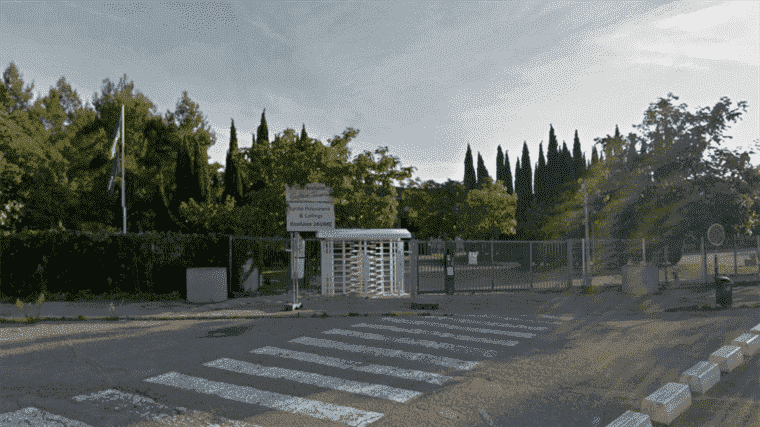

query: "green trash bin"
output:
715 275 733 308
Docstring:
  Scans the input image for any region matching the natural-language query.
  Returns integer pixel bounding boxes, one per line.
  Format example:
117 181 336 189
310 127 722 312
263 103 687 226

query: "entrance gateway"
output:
317 228 412 298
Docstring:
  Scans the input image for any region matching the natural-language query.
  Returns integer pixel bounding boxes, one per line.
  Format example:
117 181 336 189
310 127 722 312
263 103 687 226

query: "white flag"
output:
108 147 121 194
110 115 122 159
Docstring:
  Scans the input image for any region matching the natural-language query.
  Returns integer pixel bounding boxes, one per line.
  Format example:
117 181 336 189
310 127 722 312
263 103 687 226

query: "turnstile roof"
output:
316 228 412 240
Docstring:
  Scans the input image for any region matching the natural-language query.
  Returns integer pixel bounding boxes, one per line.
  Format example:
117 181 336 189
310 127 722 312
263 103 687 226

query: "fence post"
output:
491 241 494 265
757 236 760 276
529 241 533 288
701 236 707 283
734 236 738 275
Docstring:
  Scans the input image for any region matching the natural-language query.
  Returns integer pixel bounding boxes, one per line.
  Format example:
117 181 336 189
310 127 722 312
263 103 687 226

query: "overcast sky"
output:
2 1 758 188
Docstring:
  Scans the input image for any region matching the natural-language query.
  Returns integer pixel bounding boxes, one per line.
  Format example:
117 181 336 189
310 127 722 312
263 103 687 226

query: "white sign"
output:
291 234 305 279
468 251 478 265
287 203 335 231
286 183 333 203
286 183 335 231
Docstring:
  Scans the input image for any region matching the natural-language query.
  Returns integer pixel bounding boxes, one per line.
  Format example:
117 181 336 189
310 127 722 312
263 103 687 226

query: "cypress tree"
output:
504 150 513 194
170 134 195 217
535 142 546 205
222 119 244 204
546 125 559 202
193 135 209 204
256 109 269 147
496 145 504 188
591 145 599 166
514 158 522 200
572 130 583 182
463 144 477 191
476 152 491 189
520 141 532 204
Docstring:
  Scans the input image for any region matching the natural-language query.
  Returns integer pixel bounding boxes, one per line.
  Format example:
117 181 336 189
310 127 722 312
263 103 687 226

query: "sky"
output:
1 1 758 189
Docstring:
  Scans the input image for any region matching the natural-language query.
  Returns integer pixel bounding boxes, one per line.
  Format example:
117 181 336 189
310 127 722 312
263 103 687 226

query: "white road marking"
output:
426 316 542 335
251 346 453 385
144 371 384 427
322 328 497 358
382 316 536 339
204 358 421 403
351 322 519 346
290 336 479 370
461 313 564 324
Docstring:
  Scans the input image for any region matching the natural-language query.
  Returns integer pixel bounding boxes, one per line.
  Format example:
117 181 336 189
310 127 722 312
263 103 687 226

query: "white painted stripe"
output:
461 313 563 324
204 358 421 403
0 407 93 427
426 316 542 335
144 372 383 427
251 346 452 385
321 329 497 358
290 336 479 370
381 317 532 340
352 322 518 347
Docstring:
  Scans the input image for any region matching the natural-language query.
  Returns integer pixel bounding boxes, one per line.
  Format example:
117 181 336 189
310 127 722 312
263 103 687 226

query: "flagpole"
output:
121 104 126 235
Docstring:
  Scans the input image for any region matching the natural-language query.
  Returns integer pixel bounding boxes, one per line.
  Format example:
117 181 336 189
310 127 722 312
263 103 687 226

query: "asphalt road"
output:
2 287 760 427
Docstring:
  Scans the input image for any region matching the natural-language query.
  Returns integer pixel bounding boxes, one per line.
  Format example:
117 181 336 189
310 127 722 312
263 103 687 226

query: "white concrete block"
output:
606 410 652 427
749 322 760 335
641 382 692 425
678 361 720 395
731 333 760 357
708 345 744 373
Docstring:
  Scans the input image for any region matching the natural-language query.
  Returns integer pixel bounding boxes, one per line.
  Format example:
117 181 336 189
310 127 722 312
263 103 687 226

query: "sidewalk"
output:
3 278 759 324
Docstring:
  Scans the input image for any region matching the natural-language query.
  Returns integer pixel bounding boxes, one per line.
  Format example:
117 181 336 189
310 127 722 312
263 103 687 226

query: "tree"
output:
2 63 35 115
476 151 490 190
504 150 513 194
463 144 476 191
221 119 243 205
193 134 209 204
401 179 469 240
169 135 195 217
546 124 559 202
572 130 584 183
541 93 760 268
458 177 517 240
496 145 504 188
256 109 269 147
534 141 546 205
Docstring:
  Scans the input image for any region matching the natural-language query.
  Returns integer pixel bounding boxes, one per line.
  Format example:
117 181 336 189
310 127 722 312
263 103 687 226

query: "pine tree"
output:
222 119 244 204
496 145 504 187
504 150 513 194
476 152 491 190
463 144 477 191
256 109 269 147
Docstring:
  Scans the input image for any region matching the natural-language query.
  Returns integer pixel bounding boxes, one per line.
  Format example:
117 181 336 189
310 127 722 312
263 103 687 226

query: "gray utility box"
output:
186 268 228 303
622 264 659 295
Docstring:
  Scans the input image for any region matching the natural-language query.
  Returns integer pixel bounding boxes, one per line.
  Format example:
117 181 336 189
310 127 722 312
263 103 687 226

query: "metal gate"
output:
414 239 572 294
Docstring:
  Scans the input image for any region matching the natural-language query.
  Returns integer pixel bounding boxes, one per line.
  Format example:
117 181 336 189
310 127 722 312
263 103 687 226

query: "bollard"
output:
715 275 733 308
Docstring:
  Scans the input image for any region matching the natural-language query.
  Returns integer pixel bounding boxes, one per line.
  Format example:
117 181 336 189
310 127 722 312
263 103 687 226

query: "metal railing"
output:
227 235 760 297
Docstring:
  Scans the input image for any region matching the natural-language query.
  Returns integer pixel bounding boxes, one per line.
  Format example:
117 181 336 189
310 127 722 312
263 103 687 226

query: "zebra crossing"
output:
0 312 573 427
